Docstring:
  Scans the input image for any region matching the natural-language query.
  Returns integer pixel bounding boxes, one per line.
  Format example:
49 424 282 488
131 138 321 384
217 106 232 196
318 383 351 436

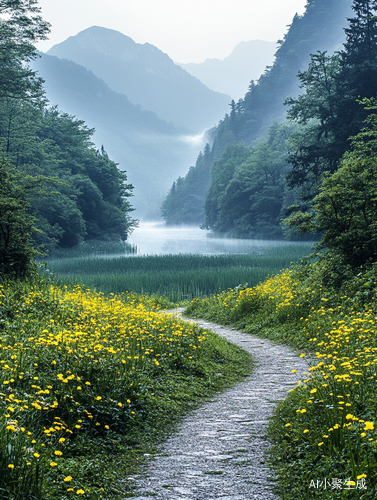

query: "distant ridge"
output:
47 26 231 132
178 40 276 99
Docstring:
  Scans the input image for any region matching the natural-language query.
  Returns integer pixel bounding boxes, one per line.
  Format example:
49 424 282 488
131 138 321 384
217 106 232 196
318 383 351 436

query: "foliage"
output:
0 1 138 278
0 100 138 253
285 99 377 268
0 159 49 277
161 143 213 225
32 52 204 220
286 1 377 201
210 0 351 157
0 0 50 102
161 0 351 230
203 123 300 238
0 274 252 499
44 245 312 302
186 256 377 498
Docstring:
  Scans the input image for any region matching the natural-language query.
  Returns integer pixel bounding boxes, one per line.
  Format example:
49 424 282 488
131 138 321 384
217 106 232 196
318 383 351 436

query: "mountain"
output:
161 0 354 228
46 26 231 133
209 0 353 156
33 53 208 218
178 40 276 100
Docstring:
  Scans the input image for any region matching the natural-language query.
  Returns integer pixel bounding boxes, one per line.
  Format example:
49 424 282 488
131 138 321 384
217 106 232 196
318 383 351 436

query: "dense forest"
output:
0 0 137 276
162 0 357 238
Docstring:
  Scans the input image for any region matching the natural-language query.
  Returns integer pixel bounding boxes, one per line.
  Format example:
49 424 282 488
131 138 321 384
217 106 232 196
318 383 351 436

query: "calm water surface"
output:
128 222 310 256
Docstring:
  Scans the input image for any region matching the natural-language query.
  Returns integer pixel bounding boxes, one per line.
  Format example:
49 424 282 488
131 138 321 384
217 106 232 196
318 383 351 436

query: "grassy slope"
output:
185 260 377 499
0 275 252 500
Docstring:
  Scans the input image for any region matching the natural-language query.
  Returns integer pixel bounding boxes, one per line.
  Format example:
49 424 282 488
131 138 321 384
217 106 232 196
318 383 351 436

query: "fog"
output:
178 129 209 148
128 222 306 256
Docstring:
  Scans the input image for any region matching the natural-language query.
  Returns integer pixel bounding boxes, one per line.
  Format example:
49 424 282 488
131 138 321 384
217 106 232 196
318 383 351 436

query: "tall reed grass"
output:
44 245 312 301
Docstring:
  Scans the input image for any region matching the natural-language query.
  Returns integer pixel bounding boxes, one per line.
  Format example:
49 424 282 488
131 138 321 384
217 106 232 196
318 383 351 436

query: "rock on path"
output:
127 311 309 500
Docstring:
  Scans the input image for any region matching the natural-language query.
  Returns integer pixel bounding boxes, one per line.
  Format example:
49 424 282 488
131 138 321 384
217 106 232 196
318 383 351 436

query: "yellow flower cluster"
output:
187 264 377 487
233 271 377 478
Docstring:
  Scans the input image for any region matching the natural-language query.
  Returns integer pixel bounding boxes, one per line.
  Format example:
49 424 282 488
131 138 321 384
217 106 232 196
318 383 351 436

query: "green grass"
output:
43 244 312 302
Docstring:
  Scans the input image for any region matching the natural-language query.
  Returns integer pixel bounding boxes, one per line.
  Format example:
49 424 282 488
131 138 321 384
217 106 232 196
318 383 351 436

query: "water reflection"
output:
128 222 309 256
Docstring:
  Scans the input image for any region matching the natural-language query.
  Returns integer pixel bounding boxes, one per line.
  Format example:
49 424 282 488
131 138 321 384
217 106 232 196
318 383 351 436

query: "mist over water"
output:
128 222 310 256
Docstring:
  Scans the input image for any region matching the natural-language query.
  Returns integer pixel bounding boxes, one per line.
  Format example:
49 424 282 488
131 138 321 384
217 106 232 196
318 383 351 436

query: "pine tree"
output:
336 0 377 129
343 0 377 66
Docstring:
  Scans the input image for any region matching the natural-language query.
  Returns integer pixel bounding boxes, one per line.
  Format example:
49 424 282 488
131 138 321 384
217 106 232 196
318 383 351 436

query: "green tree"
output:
285 99 377 267
32 110 138 248
0 2 138 274
0 160 41 276
161 143 213 225
0 0 50 101
286 0 377 199
209 0 351 161
204 143 250 230
0 0 50 276
166 0 351 230
204 124 296 238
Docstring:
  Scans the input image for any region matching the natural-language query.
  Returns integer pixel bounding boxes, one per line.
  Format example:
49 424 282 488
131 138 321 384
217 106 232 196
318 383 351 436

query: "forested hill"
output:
162 0 353 233
46 26 231 133
32 53 206 218
212 0 352 155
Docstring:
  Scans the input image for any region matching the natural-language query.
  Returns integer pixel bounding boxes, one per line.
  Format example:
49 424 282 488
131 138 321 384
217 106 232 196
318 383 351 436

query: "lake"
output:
128 222 313 256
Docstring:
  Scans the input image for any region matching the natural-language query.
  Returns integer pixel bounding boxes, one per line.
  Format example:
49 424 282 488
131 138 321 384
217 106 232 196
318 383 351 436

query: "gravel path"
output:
127 311 309 500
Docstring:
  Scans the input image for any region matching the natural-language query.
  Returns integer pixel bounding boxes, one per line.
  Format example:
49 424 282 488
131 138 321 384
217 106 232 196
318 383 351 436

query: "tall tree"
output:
0 0 50 101
204 124 296 238
0 1 138 275
286 0 377 198
0 160 40 276
285 99 377 268
161 143 213 225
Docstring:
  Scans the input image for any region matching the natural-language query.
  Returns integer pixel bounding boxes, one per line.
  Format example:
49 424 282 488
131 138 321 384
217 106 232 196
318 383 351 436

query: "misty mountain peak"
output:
46 26 230 132
48 26 177 74
65 26 139 61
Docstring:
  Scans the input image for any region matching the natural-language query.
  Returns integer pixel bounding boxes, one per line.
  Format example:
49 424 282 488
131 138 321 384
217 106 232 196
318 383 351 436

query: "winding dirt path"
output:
128 311 308 500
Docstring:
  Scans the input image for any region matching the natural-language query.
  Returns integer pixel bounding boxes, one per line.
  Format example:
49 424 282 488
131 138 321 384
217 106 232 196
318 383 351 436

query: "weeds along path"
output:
129 310 308 500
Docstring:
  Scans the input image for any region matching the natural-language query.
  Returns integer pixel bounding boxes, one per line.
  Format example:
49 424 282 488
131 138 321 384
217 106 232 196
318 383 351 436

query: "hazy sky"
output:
36 0 307 63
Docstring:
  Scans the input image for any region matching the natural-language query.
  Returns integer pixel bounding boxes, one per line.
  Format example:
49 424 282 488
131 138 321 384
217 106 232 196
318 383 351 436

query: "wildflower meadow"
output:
0 275 251 499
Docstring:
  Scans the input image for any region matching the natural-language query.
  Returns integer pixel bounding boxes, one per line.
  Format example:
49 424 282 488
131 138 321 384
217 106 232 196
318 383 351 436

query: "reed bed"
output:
44 245 312 301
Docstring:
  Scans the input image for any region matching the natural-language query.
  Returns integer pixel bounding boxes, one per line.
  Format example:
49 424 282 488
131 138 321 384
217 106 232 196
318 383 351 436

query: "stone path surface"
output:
127 311 309 500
